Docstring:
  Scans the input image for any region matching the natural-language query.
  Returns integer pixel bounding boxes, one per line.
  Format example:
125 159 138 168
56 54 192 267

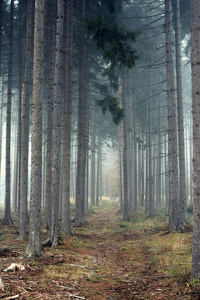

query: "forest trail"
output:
0 203 193 299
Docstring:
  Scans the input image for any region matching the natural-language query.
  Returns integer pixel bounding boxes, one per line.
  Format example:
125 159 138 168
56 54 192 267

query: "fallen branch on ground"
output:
66 292 85 299
3 295 20 300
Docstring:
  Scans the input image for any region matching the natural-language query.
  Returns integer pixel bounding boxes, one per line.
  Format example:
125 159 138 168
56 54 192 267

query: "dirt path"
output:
72 208 182 300
0 206 192 299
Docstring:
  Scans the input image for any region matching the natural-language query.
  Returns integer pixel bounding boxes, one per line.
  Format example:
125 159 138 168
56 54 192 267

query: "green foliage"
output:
97 94 123 125
87 207 95 214
103 42 137 70
84 11 138 124
86 274 101 283
84 11 139 125
84 14 139 71
102 68 119 91
187 205 193 215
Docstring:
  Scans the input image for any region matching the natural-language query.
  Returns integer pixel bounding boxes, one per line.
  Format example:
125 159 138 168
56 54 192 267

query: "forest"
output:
0 0 199 299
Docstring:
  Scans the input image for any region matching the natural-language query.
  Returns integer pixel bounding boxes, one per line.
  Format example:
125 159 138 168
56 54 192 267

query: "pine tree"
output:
164 0 179 232
2 0 14 225
191 0 200 280
25 0 45 258
19 0 32 240
61 0 74 238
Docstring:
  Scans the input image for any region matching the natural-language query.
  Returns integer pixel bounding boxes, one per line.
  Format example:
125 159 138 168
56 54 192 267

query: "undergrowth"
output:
91 203 193 288
0 201 195 299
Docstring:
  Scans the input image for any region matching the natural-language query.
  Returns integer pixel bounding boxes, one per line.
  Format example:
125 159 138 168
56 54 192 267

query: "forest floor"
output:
0 200 198 299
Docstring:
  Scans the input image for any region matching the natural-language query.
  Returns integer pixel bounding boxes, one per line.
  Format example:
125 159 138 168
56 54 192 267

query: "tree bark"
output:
0 1 3 199
99 137 103 203
96 136 102 206
148 69 153 217
49 0 64 247
164 0 179 232
75 0 87 227
133 95 137 213
141 134 145 208
12 0 23 213
189 114 193 205
191 0 200 279
18 0 32 241
25 0 45 258
0 84 3 200
2 0 14 225
62 0 73 238
128 98 133 209
156 78 162 212
145 125 149 215
118 122 123 211
12 131 18 212
175 0 187 225
137 139 141 209
90 101 96 207
44 0 56 230
121 72 129 221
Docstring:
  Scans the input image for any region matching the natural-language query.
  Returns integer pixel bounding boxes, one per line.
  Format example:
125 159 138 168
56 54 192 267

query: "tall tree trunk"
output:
164 135 169 209
44 0 56 230
96 136 102 206
128 99 133 208
12 132 18 212
121 72 129 221
15 0 23 214
118 124 123 211
156 79 162 212
133 96 137 213
185 123 189 202
0 1 3 197
148 69 153 217
137 140 141 209
85 115 90 213
25 0 45 258
141 134 145 208
99 138 103 203
145 131 149 215
12 2 22 213
85 144 89 212
62 0 73 238
175 0 187 225
75 0 86 227
90 102 96 207
164 0 179 232
189 114 193 205
42 125 46 210
49 0 64 247
70 134 75 201
152 139 156 210
0 86 4 199
2 0 14 225
191 0 200 279
18 0 32 240
82 39 90 216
